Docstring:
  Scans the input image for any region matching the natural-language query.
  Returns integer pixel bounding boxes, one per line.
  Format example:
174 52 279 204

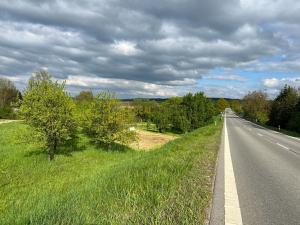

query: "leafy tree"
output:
172 108 190 133
269 85 299 128
0 77 20 118
215 98 230 113
242 91 270 124
74 90 94 122
152 102 170 133
28 70 52 89
182 92 214 130
20 71 77 160
75 90 93 102
230 100 242 114
166 97 190 133
82 91 137 147
287 99 300 132
133 99 155 122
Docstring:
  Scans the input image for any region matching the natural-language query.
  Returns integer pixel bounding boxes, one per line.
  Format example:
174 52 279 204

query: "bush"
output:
0 77 20 119
150 92 215 133
82 91 137 147
269 85 299 128
287 112 300 133
242 91 270 124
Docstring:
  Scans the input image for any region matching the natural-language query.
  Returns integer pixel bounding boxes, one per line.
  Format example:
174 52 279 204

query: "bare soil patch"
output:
130 130 178 150
0 120 16 124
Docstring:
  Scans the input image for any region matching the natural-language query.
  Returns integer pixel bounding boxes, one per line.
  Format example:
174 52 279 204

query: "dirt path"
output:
0 120 17 124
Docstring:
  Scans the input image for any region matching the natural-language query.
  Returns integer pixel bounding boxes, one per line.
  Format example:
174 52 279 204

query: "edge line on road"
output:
276 143 289 150
224 113 243 225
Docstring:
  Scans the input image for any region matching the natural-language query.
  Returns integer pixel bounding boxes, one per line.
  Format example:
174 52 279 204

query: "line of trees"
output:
134 92 217 133
0 77 21 119
1 70 230 160
241 85 300 133
19 71 137 160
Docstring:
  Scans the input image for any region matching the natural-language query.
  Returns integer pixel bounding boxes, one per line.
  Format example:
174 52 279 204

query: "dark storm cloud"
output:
0 0 300 98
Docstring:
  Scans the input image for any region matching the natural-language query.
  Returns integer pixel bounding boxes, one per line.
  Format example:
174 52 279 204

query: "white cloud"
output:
263 77 300 88
111 41 140 56
1 0 300 98
65 75 193 98
205 75 247 82
263 78 280 88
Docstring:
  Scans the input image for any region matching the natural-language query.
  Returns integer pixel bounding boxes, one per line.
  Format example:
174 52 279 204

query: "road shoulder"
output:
209 121 225 225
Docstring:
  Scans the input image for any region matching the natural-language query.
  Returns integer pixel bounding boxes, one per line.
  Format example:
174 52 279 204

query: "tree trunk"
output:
48 148 54 161
48 140 56 161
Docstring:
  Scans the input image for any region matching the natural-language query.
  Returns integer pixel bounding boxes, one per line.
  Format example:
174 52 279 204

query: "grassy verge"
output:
0 120 223 225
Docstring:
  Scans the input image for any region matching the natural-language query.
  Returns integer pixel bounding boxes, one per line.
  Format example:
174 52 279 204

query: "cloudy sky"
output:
0 0 300 99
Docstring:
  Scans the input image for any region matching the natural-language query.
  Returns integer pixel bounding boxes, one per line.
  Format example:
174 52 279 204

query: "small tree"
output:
74 90 94 123
269 85 299 128
151 102 170 133
20 71 77 160
82 91 136 147
230 100 242 114
75 90 94 102
166 97 190 133
182 92 214 130
242 91 270 124
215 98 230 113
0 77 20 118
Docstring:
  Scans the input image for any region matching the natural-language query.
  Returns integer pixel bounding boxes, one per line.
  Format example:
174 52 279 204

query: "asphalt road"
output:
210 109 300 225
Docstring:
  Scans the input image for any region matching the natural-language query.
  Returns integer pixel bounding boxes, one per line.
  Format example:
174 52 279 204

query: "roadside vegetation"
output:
133 93 215 134
0 115 222 224
0 70 224 224
241 85 300 135
0 77 21 119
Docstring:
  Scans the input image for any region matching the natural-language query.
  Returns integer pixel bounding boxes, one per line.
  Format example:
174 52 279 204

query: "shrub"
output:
82 91 137 147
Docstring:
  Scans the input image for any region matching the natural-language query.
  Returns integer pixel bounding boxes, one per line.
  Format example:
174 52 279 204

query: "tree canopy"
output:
269 85 299 128
20 71 77 160
0 77 20 118
82 91 137 147
215 98 230 113
242 91 270 124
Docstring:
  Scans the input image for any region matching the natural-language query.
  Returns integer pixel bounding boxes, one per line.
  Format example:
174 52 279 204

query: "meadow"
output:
0 119 222 225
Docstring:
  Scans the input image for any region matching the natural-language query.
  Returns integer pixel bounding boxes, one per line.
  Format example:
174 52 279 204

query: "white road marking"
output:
224 114 243 225
257 133 263 137
276 143 289 150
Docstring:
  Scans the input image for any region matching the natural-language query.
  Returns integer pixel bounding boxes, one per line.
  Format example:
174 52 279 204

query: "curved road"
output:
210 109 300 225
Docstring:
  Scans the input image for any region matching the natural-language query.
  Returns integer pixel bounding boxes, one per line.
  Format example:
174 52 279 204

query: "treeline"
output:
0 71 228 160
0 77 22 119
134 93 216 133
1 71 136 160
242 85 300 133
134 96 241 134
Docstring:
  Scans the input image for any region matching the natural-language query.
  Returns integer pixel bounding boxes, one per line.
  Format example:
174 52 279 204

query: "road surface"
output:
210 109 300 225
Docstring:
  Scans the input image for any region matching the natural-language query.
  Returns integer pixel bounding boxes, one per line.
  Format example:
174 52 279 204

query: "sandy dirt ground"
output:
0 120 17 124
130 130 178 150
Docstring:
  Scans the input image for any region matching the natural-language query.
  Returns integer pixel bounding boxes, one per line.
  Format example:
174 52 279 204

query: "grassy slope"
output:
0 120 222 225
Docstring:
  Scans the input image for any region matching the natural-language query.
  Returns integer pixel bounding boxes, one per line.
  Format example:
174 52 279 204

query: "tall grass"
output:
0 120 222 225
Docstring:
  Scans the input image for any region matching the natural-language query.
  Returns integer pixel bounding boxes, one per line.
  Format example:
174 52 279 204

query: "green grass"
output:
0 120 223 225
136 121 158 132
136 122 182 137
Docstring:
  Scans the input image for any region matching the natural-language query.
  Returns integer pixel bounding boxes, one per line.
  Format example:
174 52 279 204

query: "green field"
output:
0 120 222 225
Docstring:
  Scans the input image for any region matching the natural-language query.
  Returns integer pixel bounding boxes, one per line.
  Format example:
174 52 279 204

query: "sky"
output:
0 0 300 99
